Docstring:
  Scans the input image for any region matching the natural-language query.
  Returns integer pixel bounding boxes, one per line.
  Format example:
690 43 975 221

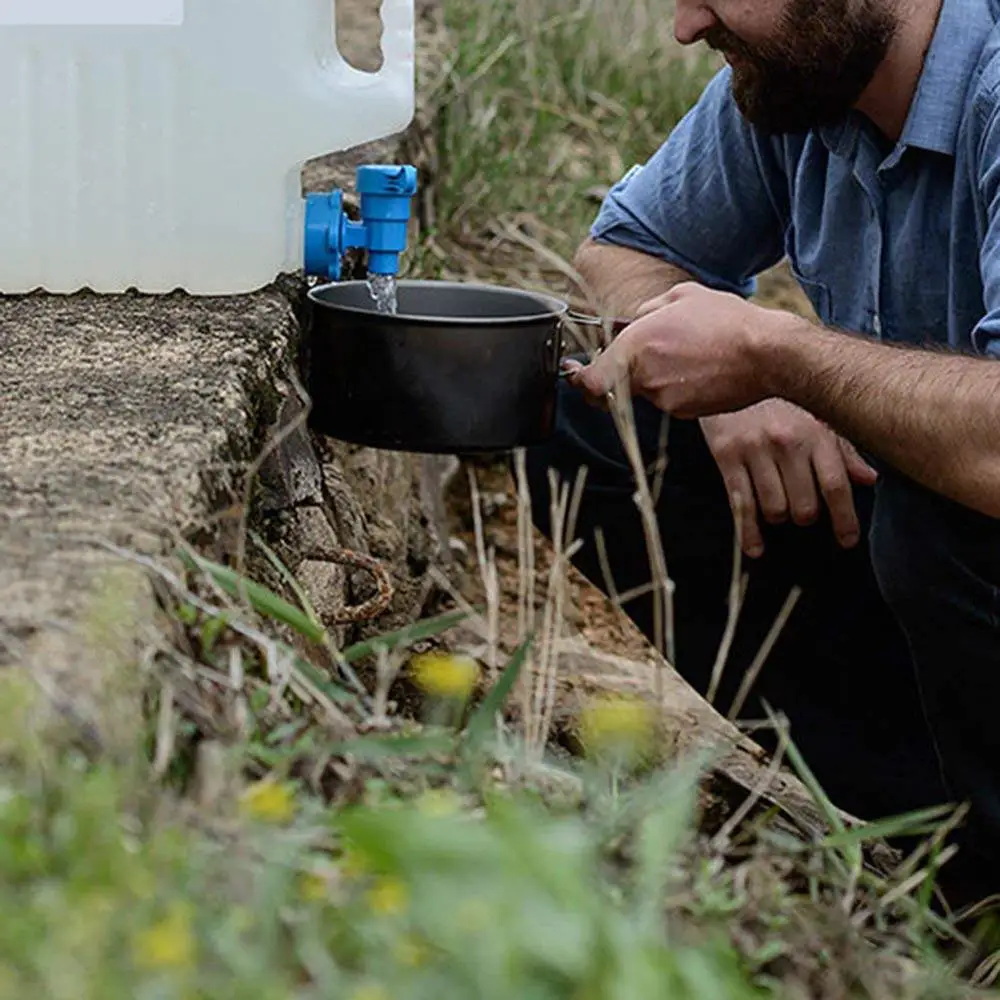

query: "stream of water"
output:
368 273 398 315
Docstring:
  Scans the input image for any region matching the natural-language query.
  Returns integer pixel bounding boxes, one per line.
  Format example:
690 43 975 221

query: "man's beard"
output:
705 0 898 135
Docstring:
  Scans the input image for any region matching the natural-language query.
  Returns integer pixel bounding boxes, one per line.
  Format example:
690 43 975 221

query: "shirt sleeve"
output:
589 68 790 298
973 93 1000 359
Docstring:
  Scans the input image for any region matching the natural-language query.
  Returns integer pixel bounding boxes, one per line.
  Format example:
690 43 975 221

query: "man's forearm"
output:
574 238 694 318
763 318 1000 518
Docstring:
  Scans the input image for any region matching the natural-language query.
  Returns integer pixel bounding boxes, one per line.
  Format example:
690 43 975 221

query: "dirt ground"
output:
446 459 656 662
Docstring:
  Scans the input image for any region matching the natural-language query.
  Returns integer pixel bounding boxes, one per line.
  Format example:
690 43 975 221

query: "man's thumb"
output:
573 357 612 397
577 341 632 397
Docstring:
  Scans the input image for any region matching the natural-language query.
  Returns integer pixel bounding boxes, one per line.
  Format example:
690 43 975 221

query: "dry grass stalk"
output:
727 586 803 721
711 719 790 851
593 527 620 606
467 466 502 684
152 679 176 778
972 952 1000 990
513 448 538 737
607 380 677 683
707 493 748 706
537 505 584 757
428 566 490 639
372 645 397 726
878 847 960 911
526 470 571 756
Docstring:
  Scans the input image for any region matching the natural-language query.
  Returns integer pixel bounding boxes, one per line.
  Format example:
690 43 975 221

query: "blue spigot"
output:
304 164 418 282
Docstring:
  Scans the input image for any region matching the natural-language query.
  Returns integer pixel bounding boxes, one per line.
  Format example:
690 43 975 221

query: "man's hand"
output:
567 282 779 417
701 400 878 558
564 282 878 556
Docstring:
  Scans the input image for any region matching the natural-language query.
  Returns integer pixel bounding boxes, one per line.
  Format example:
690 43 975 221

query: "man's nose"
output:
674 1 718 44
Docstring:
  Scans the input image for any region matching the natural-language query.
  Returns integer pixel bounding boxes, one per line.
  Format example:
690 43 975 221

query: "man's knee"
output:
870 467 1000 632
869 472 933 615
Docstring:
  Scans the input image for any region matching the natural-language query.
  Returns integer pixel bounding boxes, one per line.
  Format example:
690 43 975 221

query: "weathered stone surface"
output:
253 385 447 650
0 289 300 738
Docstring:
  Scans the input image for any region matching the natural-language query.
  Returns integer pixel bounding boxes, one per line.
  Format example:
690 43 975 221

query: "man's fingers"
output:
745 452 790 526
773 447 821 526
812 438 862 548
723 465 765 559
840 438 879 485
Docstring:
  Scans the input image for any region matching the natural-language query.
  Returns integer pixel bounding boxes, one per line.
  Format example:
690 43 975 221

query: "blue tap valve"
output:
356 165 418 276
303 164 418 281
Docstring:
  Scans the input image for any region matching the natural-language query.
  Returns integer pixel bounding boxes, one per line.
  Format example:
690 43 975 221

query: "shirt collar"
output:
819 0 996 160
818 118 859 159
899 0 995 156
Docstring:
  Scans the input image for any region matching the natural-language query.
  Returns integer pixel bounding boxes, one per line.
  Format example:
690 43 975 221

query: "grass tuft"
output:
407 0 717 291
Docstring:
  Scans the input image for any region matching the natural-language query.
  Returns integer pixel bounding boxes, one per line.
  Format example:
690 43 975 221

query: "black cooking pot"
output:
305 279 574 454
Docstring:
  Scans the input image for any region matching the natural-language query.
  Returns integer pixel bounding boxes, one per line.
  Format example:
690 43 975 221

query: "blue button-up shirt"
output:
591 0 1000 358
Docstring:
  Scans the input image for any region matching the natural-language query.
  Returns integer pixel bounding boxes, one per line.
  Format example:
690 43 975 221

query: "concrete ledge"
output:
0 288 301 741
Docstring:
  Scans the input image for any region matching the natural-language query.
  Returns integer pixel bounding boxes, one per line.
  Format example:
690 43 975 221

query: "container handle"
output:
565 311 632 334
305 0 416 157
561 311 631 356
362 0 416 138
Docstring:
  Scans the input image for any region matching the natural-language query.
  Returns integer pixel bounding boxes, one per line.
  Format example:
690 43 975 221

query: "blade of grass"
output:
762 701 858 877
246 531 374 703
340 608 471 664
818 804 957 851
178 549 327 645
464 634 535 754
249 529 324 631
293 656 360 708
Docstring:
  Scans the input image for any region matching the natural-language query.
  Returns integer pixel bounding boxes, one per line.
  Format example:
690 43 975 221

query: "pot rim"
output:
307 278 570 327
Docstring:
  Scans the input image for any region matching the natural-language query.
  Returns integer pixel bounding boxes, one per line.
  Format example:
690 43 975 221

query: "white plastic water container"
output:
0 0 415 294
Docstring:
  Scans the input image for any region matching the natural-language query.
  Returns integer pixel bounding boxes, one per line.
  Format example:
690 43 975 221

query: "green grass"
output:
0 546 990 1000
0 699 755 1000
411 0 717 275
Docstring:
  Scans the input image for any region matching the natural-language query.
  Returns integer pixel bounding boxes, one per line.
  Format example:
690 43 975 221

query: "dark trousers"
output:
525 381 1000 901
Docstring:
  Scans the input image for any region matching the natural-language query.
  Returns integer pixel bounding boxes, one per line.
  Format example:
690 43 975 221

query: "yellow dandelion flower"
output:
239 779 296 824
366 876 409 917
410 652 480 699
393 934 428 968
416 788 461 817
349 984 389 1000
132 902 196 971
298 871 328 902
579 694 654 762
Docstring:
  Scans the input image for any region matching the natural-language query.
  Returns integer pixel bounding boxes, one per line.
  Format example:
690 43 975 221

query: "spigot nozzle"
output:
303 164 418 281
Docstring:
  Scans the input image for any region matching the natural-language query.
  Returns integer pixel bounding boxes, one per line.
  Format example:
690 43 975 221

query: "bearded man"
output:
526 0 1000 904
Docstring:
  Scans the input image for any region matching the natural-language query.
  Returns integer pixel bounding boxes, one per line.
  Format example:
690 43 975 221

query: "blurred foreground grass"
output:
0 563 979 1000
0 669 758 1000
